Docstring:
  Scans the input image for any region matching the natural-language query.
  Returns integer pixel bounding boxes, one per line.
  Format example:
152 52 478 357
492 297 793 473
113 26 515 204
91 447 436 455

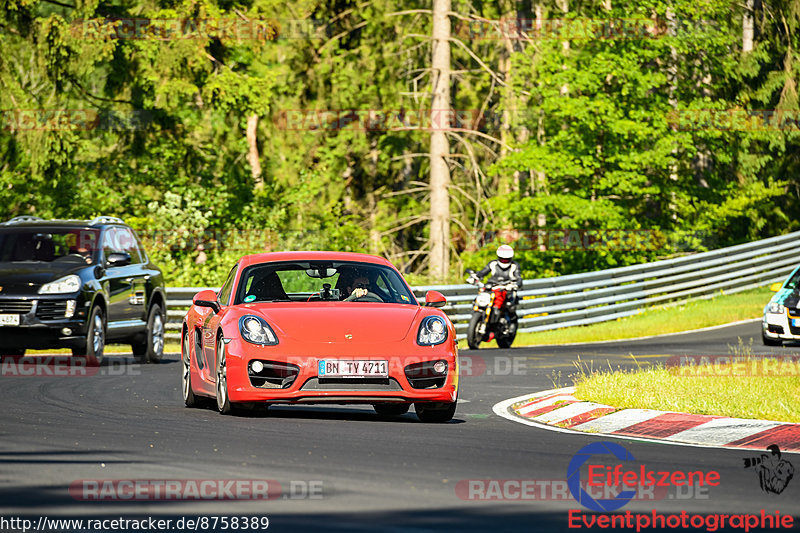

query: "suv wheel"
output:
73 306 105 364
133 304 165 364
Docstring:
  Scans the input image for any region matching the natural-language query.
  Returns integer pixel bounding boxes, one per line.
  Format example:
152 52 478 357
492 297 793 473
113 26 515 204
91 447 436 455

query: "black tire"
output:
373 403 411 417
416 401 457 423
181 329 198 408
496 318 517 349
467 312 484 350
133 304 165 364
762 332 782 347
215 336 242 415
72 306 105 364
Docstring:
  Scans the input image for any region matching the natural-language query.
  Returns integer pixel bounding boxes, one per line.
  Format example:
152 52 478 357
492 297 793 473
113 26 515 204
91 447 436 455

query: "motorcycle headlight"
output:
417 316 448 346
38 274 81 295
476 292 492 307
239 315 279 346
766 302 786 314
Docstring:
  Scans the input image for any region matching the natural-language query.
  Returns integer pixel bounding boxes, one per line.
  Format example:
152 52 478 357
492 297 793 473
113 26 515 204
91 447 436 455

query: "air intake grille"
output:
0 299 33 314
36 301 68 320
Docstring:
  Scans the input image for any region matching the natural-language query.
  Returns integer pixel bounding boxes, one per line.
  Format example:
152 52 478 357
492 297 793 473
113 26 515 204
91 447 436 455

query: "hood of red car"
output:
243 303 422 343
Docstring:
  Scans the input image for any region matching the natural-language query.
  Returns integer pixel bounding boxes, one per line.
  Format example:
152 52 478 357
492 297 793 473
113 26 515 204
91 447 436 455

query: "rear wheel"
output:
182 329 198 407
467 312 484 350
762 332 782 347
373 403 411 417
132 304 165 364
416 401 457 423
72 306 105 364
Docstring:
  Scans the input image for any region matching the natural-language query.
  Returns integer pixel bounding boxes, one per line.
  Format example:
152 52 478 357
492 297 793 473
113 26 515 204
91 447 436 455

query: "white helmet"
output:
497 244 514 263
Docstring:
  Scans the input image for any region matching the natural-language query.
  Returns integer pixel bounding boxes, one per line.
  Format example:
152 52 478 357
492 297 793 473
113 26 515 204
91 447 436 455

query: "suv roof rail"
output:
3 216 44 225
89 216 126 226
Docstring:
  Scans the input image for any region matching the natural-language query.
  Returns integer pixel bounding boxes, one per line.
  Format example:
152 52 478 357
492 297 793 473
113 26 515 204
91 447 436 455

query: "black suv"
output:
0 216 166 363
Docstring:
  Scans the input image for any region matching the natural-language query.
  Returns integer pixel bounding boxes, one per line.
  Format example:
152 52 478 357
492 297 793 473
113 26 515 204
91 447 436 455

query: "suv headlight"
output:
239 315 278 346
417 316 448 346
766 302 786 314
38 275 81 294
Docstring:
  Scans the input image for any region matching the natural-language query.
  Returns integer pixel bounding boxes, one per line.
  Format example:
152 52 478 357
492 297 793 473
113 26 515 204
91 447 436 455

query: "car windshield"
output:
784 268 800 291
234 260 418 305
0 228 100 265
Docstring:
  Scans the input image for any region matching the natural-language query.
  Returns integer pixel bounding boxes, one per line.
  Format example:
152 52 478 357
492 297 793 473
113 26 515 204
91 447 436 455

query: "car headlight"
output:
417 316 448 346
239 315 278 346
38 275 81 294
767 302 786 314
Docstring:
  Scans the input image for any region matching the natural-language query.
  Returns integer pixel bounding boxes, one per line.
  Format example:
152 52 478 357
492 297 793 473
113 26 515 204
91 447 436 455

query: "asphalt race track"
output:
1 320 798 532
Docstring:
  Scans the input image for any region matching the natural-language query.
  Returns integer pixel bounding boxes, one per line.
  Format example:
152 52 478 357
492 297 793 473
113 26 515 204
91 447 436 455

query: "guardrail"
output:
165 231 800 341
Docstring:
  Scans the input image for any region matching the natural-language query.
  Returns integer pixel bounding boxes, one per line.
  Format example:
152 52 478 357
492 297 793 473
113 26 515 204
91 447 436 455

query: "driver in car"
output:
343 274 383 302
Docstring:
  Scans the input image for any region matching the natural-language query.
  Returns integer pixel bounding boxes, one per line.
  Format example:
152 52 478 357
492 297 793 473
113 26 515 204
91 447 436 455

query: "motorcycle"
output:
465 270 518 349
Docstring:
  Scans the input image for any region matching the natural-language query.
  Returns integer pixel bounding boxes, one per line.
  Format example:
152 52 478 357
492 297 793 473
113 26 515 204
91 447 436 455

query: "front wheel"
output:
467 312 484 350
496 317 518 349
133 304 165 364
762 331 782 347
73 306 105 364
416 401 457 423
215 338 241 415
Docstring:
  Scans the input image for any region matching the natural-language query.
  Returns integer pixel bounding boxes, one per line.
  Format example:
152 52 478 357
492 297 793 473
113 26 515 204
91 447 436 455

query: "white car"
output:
762 266 800 346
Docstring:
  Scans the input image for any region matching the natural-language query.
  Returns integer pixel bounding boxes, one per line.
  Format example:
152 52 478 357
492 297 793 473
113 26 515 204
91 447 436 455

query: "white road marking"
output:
570 409 664 433
533 401 614 425
663 417 785 445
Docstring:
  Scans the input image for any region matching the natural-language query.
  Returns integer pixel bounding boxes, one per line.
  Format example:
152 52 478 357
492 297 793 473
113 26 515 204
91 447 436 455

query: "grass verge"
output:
509 287 772 347
573 351 800 423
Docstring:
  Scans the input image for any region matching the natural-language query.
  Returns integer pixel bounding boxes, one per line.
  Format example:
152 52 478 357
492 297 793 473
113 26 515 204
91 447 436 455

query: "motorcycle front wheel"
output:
467 312 484 350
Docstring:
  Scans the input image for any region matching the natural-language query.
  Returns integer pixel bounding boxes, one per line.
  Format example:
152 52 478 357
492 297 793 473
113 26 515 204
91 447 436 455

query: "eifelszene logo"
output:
567 442 721 512
744 445 794 495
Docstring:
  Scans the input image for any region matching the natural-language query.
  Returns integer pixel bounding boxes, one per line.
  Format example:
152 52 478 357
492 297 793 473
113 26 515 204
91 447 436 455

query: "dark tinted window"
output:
103 226 143 263
0 228 100 265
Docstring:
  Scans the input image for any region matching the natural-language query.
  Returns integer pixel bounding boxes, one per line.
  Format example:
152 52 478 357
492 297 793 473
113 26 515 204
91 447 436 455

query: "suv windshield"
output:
235 261 417 305
0 228 100 265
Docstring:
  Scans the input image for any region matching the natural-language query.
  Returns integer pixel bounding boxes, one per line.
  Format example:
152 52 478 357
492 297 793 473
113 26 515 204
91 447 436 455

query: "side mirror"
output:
770 282 783 292
106 252 131 267
424 290 447 308
193 289 221 313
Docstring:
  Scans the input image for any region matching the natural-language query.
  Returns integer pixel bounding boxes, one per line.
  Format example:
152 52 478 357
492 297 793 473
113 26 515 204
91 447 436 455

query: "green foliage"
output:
0 0 798 285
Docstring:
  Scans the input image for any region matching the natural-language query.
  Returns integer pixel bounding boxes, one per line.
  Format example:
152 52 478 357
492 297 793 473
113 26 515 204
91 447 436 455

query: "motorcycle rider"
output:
469 244 522 323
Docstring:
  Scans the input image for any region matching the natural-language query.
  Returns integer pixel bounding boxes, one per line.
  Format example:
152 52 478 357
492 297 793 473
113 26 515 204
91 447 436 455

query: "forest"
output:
1 0 798 285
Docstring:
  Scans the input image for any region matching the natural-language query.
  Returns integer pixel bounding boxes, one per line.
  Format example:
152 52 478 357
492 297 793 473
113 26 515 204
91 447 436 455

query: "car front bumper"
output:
0 296 89 349
762 311 800 342
223 338 459 404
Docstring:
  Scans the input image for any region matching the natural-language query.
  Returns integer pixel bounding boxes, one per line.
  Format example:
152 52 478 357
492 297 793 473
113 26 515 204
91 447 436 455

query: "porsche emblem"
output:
345 334 353 340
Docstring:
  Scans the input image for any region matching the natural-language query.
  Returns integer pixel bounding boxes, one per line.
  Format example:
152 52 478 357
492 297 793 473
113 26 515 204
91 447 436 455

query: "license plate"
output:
0 314 20 326
318 359 388 378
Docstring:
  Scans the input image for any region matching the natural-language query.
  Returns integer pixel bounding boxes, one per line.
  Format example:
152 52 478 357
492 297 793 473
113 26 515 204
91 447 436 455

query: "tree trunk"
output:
246 114 263 189
742 0 755 53
428 0 451 281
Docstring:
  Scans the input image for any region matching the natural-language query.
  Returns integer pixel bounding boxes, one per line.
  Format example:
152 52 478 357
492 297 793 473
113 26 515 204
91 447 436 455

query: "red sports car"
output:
181 251 459 422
